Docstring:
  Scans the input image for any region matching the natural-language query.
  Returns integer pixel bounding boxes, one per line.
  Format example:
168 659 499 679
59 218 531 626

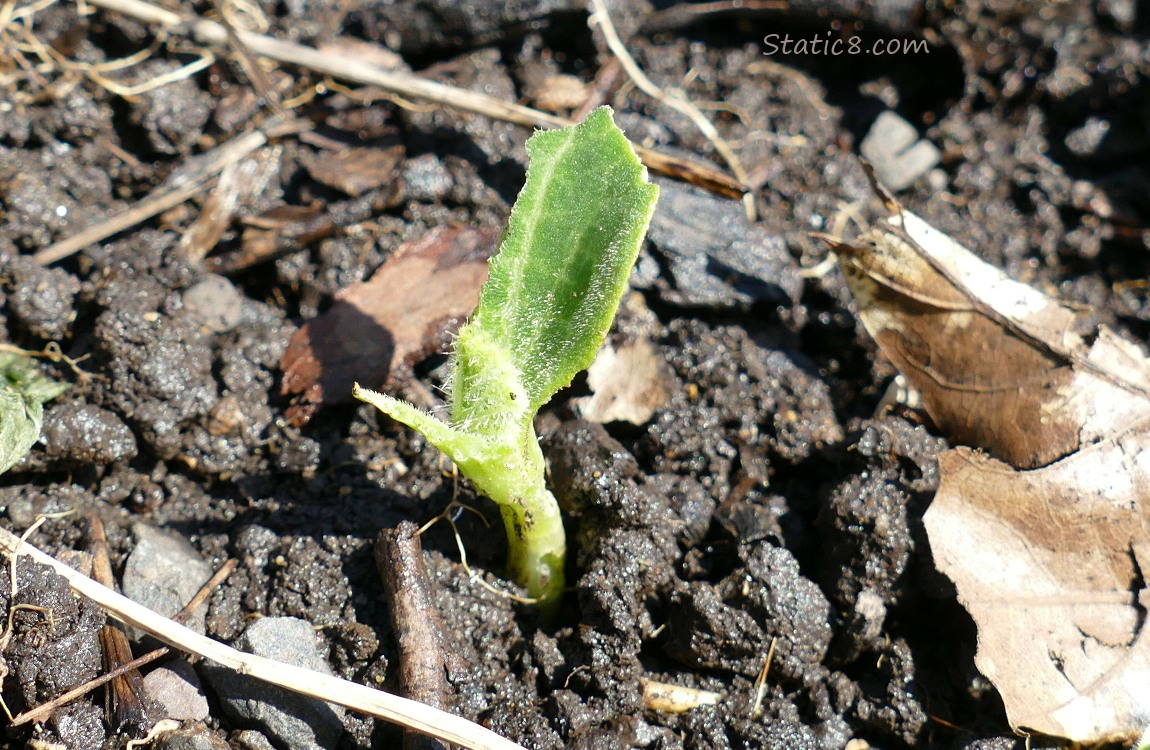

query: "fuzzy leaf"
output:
0 352 67 474
465 107 659 413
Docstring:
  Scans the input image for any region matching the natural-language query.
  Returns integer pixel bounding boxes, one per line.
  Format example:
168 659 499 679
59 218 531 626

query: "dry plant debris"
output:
823 200 1150 743
574 337 671 426
0 527 527 750
279 225 497 424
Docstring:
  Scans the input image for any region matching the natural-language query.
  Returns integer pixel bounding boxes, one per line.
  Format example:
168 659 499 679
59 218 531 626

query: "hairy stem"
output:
498 484 566 612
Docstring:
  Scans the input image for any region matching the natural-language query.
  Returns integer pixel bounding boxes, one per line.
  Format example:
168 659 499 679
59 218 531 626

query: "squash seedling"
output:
355 107 659 608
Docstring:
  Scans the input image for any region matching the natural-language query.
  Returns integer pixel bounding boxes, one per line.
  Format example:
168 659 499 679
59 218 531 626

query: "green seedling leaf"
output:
356 107 659 609
473 107 660 412
0 351 68 474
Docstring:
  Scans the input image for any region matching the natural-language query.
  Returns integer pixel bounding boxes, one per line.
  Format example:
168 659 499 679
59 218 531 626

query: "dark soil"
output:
1 0 1147 748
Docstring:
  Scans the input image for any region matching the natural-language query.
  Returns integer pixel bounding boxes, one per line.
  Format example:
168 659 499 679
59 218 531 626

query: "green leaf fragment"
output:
0 351 68 475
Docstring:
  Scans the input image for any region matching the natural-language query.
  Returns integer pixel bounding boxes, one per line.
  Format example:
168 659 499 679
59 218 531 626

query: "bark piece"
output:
279 225 497 425
303 145 404 197
375 523 451 750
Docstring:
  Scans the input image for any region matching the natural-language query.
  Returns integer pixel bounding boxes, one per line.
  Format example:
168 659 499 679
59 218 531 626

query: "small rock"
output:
144 660 210 722
202 617 346 750
926 168 948 193
1064 116 1110 158
860 111 941 191
401 154 453 202
183 275 244 333
122 524 213 635
644 178 801 308
42 403 138 465
153 723 231 750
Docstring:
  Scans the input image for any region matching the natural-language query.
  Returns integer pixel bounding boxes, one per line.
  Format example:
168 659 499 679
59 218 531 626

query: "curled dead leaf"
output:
824 199 1150 742
928 444 1150 742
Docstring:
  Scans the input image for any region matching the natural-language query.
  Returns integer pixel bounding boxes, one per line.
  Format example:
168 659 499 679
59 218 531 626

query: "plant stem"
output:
353 385 567 608
462 426 566 610
498 483 566 612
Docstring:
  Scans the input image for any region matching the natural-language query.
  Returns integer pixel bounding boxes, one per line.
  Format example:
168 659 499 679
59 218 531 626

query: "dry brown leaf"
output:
203 205 336 275
279 225 497 425
929 445 1150 741
823 203 1150 742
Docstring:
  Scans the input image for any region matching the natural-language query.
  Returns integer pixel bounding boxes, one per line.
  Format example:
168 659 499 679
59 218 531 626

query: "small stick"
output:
749 636 777 720
0 527 526 750
571 57 625 123
640 678 722 713
376 522 451 750
173 558 237 624
209 0 286 116
87 515 151 732
99 624 152 732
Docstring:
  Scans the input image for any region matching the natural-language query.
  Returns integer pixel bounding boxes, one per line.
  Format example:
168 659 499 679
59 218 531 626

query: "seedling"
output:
355 108 659 608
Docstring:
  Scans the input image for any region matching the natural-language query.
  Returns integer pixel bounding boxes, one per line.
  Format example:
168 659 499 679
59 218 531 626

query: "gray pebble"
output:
42 403 137 465
122 524 213 635
202 617 346 750
143 660 210 722
183 275 244 333
401 153 453 202
643 178 801 309
860 111 941 191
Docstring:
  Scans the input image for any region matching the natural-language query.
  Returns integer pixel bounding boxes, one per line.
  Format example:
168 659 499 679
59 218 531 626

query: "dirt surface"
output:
1 0 1148 748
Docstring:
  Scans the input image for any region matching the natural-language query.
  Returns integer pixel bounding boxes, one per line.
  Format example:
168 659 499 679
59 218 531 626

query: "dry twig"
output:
32 0 743 266
376 522 451 750
33 118 303 265
0 527 527 750
77 0 743 195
